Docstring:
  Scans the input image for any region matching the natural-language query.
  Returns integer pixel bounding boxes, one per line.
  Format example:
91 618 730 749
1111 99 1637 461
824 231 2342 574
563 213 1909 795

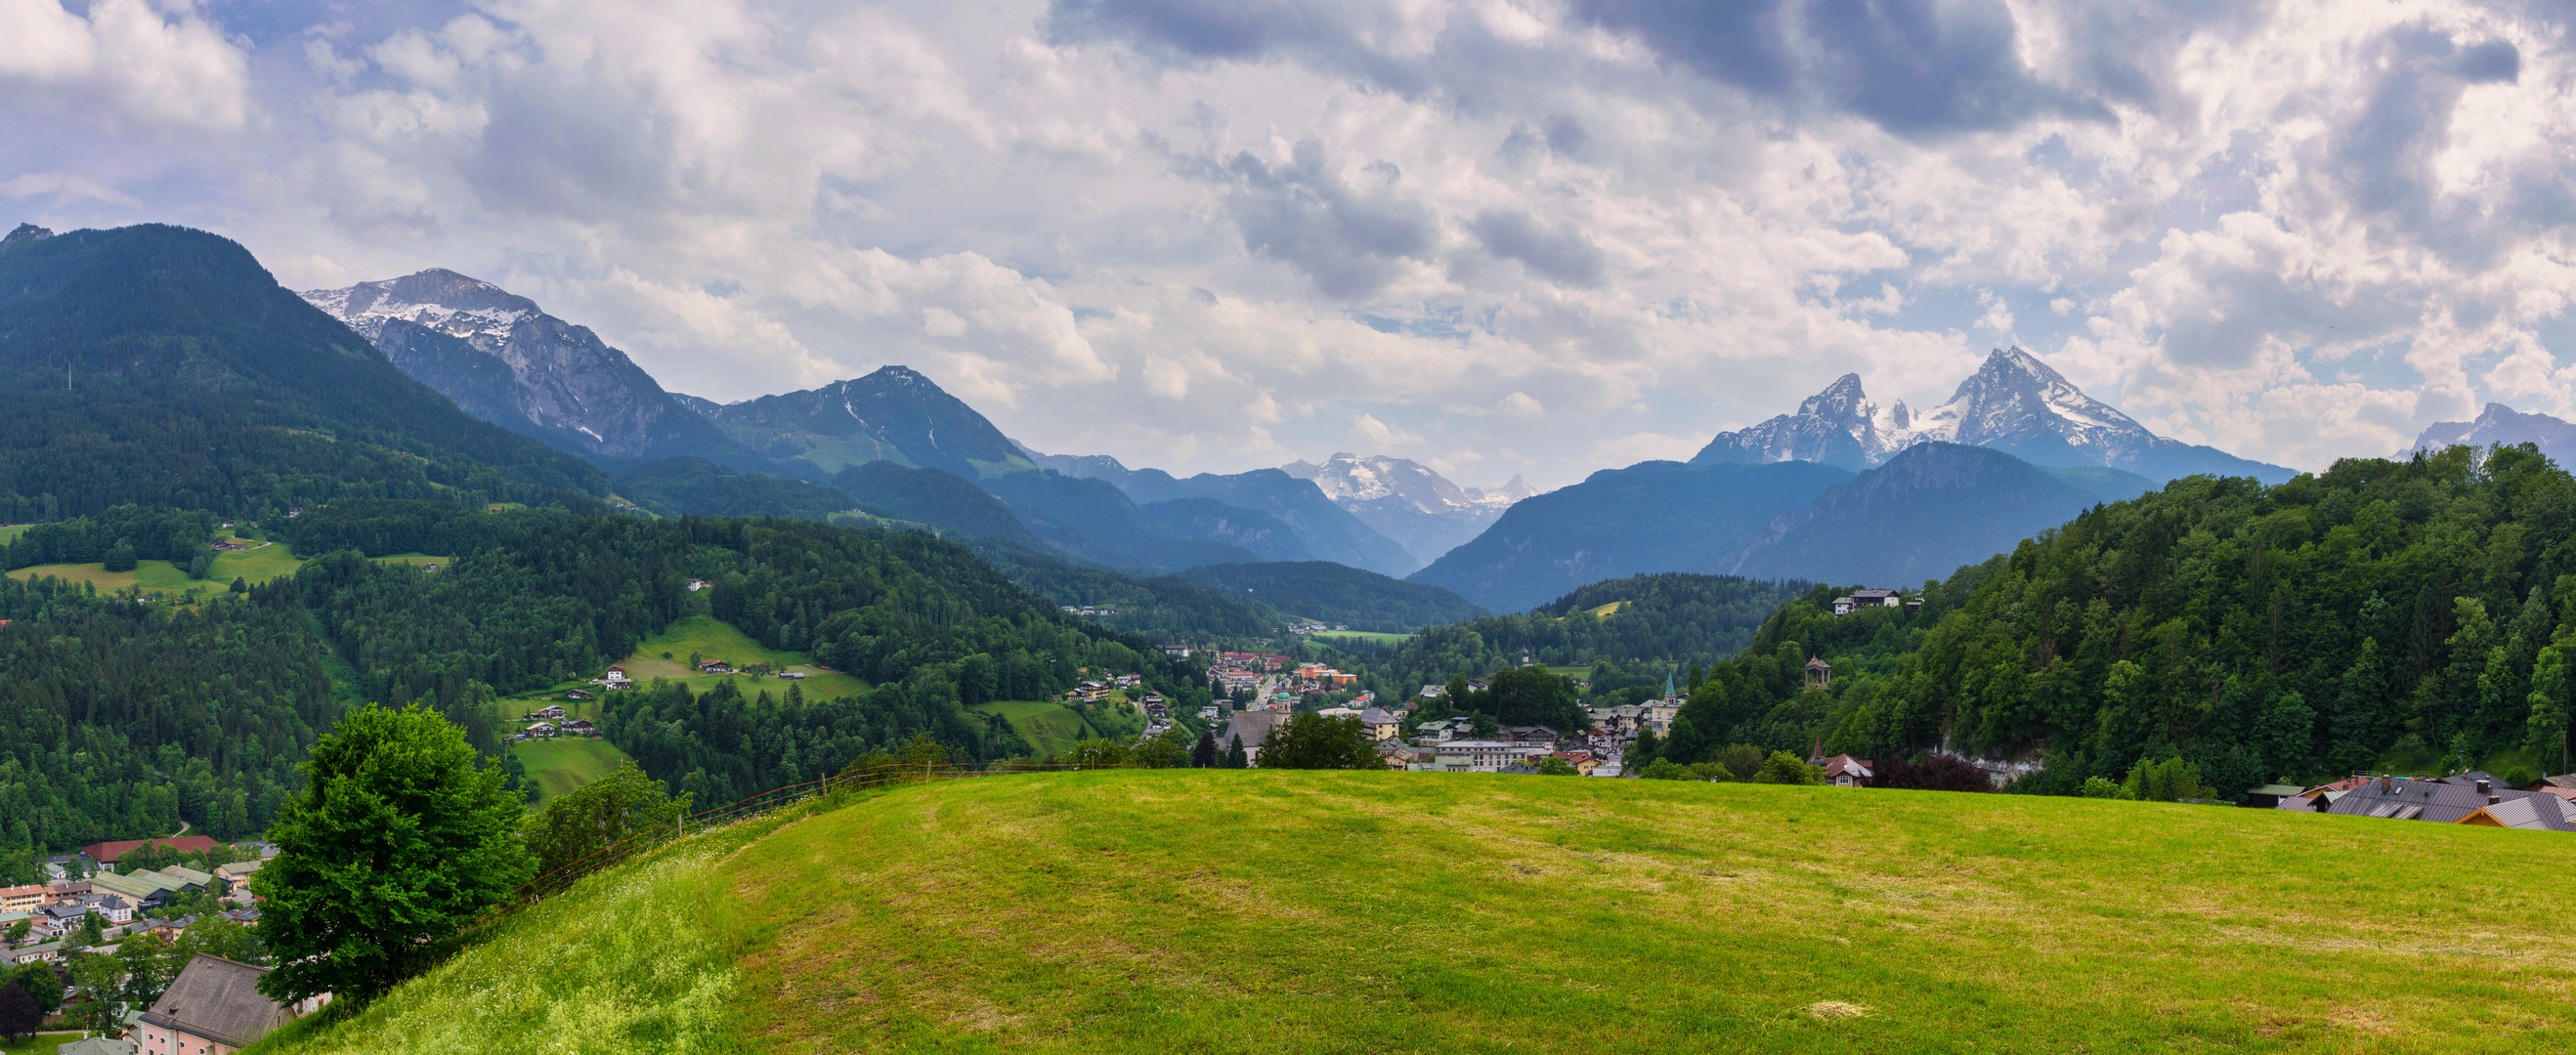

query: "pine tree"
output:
1224 735 1249 770
1191 729 1219 768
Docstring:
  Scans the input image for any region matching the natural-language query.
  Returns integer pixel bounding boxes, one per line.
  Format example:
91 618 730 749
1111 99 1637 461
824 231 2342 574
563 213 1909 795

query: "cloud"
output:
1216 140 1439 298
17 0 2576 489
0 0 254 132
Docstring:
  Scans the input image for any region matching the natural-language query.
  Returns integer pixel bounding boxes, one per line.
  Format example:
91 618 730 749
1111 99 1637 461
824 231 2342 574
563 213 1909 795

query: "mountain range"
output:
1696 348 2297 484
280 259 2334 612
1280 453 1537 567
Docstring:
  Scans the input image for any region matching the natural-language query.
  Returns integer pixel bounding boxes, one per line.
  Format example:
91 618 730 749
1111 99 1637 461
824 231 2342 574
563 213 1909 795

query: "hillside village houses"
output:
1830 589 1905 615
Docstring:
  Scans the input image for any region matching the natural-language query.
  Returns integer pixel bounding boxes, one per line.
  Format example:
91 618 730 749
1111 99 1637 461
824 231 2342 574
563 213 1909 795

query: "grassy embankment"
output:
251 771 2576 1054
513 738 632 807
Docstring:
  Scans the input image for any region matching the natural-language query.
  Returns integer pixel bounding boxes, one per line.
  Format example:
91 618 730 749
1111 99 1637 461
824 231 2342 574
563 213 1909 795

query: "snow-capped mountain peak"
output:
1695 347 2295 484
1280 453 1539 566
303 268 538 344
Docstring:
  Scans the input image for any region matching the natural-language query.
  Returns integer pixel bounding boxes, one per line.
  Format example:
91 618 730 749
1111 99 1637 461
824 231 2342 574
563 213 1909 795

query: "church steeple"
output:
1664 670 1677 699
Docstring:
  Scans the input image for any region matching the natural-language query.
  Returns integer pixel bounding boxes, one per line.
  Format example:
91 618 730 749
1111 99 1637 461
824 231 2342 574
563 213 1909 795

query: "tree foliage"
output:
253 703 533 1003
522 761 692 882
1647 445 2576 798
1255 714 1380 770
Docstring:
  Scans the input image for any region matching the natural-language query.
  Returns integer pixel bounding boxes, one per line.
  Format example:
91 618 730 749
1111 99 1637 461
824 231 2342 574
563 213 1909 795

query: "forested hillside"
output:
0 224 609 519
1323 573 1810 696
1658 445 2576 797
286 502 1212 805
0 574 339 878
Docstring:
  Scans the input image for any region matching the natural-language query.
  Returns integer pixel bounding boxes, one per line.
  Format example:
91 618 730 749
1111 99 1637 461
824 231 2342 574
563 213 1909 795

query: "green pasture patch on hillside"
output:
613 614 867 699
1308 628 1412 646
368 552 451 568
1585 600 1626 617
260 772 2576 1054
789 438 915 476
9 543 305 597
972 699 1131 758
511 737 632 807
0 525 27 545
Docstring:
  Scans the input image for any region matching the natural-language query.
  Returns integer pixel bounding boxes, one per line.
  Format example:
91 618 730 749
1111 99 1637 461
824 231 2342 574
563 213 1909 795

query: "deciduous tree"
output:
253 702 533 1003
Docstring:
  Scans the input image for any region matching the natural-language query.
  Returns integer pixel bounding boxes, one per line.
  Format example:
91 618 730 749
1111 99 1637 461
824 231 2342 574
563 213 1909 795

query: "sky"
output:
7 0 2576 489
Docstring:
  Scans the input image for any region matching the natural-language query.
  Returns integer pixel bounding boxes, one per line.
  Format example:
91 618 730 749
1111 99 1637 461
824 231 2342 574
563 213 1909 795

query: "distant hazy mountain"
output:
301 270 755 465
2406 403 2576 466
1730 443 2117 587
829 461 1048 550
1279 452 1538 566
1407 460 1856 613
979 470 1259 572
1695 348 2297 484
700 365 1038 480
1178 562 1486 632
1138 497 1315 563
1033 453 1415 576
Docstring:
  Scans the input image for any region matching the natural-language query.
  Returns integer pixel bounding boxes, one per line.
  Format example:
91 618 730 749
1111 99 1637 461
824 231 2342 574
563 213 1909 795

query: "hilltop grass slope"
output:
255 772 2575 1054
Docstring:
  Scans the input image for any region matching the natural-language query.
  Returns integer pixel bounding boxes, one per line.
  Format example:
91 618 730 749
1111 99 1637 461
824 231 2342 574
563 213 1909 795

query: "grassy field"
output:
370 552 452 568
971 698 1138 758
256 772 2576 1054
616 615 867 698
1308 629 1412 646
512 737 633 807
8 542 305 597
0 525 26 545
0 1034 82 1054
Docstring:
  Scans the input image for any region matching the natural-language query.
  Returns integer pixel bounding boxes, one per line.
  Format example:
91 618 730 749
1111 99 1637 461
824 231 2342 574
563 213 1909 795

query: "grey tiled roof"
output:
2325 778 2575 830
140 953 295 1049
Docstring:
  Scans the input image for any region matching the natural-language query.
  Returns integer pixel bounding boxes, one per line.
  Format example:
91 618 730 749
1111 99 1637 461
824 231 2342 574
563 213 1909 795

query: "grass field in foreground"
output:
510 737 632 807
257 771 2576 1054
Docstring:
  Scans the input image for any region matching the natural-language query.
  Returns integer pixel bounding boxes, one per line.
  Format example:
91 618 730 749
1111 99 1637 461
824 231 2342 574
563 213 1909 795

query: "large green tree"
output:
252 703 533 1003
1255 714 1380 770
521 762 691 882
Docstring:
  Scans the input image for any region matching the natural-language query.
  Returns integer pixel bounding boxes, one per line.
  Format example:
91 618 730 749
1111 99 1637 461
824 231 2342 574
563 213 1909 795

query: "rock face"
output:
1279 452 1540 567
301 270 753 464
2406 403 2576 466
1693 348 2297 484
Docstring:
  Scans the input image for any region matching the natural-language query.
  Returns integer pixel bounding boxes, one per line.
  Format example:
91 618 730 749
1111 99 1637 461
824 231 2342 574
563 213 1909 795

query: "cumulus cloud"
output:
13 0 2576 485
0 0 254 133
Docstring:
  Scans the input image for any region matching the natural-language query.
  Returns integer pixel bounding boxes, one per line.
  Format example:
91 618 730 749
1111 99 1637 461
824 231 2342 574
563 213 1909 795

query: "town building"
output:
1358 707 1400 741
1818 755 1873 787
1830 589 1903 615
78 837 220 872
2323 773 2576 829
137 953 319 1055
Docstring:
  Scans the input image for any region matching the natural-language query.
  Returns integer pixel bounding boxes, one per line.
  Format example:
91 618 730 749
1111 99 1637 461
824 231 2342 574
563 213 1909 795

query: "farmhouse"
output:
526 722 559 738
536 704 567 720
1818 755 1873 787
1830 589 1903 615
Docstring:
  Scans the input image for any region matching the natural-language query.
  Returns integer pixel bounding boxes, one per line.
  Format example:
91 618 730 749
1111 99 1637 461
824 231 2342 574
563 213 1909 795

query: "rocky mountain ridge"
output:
1694 347 2296 484
1279 452 1538 566
2406 402 2576 466
301 270 755 465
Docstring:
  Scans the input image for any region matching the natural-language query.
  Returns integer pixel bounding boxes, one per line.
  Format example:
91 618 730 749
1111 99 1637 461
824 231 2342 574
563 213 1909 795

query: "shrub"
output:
2119 757 2212 802
1534 756 1579 776
1752 750 1825 785
2081 776 2120 798
1255 714 1379 770
1639 758 1696 781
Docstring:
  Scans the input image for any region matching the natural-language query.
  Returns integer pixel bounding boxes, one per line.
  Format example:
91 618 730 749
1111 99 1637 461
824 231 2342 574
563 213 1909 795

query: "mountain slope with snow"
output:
1279 452 1539 566
301 270 756 465
1693 348 2296 484
2405 403 2576 466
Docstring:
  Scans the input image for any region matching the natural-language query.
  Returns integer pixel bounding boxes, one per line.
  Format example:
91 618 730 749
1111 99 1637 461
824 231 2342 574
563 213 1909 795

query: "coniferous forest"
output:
1647 445 2576 798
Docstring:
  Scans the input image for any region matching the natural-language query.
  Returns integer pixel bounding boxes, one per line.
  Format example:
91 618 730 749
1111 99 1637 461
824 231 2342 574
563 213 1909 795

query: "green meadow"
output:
250 771 2576 1054
1307 628 1412 646
616 615 866 698
512 737 634 807
971 698 1139 758
8 541 305 597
